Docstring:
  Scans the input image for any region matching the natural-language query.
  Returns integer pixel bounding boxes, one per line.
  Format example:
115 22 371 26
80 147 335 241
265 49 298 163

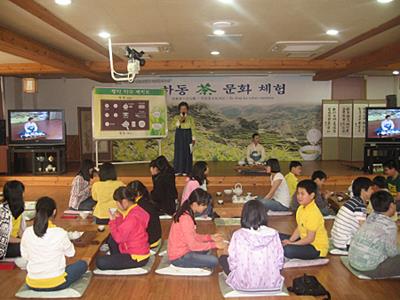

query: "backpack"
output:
288 273 331 300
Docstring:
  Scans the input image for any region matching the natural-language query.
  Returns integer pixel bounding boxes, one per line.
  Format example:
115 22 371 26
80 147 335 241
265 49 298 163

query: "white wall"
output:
366 76 398 102
4 77 103 134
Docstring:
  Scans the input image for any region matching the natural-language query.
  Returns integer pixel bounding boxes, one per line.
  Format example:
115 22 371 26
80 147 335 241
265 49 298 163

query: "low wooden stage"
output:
0 160 367 190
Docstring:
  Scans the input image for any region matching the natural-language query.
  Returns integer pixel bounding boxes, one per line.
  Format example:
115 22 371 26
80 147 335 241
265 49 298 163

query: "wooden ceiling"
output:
0 0 399 81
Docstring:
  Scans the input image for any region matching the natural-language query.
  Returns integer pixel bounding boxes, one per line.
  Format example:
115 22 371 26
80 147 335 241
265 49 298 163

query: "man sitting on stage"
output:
246 133 266 165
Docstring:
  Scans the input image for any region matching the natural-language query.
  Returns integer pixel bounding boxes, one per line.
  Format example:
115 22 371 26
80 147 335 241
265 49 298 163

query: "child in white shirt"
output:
21 197 87 291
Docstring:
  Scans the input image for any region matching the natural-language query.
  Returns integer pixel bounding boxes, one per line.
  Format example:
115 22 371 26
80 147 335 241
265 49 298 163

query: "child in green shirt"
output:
349 190 400 279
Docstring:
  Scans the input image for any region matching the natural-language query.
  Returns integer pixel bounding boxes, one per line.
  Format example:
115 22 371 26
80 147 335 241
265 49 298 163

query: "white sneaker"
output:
100 244 110 252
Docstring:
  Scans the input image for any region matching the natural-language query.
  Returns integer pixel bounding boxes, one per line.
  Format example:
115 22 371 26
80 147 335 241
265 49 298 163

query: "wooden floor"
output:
0 185 399 300
1 161 398 300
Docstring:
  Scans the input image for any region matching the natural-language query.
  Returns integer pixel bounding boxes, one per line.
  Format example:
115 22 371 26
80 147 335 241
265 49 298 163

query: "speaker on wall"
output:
0 120 6 145
386 94 397 108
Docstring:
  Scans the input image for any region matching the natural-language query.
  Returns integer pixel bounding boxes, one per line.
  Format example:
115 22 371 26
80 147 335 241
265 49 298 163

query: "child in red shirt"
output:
96 187 150 270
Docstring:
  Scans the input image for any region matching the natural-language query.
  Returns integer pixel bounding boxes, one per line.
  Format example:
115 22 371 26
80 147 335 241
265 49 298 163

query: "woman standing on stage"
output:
173 102 196 176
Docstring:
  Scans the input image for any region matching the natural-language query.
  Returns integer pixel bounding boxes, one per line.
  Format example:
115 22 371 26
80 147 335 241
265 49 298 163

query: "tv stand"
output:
9 145 66 175
363 143 400 174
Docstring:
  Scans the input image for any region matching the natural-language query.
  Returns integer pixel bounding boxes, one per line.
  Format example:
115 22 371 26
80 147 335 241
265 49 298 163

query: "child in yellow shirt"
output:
280 179 329 259
92 163 124 224
285 161 302 198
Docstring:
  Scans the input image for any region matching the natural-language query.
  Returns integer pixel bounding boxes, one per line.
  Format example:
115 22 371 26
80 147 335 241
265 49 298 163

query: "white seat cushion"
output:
329 248 348 256
340 256 400 280
218 273 288 298
194 216 212 221
16 272 92 298
150 241 163 256
63 210 91 215
214 218 241 226
157 239 168 257
267 211 293 216
93 256 155 276
155 256 212 276
283 258 329 269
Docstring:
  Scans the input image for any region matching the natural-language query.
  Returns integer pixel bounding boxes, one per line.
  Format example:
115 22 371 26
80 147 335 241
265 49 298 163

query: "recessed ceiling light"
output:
393 70 400 75
210 51 220 56
213 29 225 36
55 0 71 5
213 21 234 28
218 0 234 4
377 0 393 3
98 31 110 39
326 29 339 36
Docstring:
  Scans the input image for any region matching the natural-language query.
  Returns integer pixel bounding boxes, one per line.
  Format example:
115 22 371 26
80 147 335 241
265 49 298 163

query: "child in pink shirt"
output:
168 189 226 268
181 161 209 204
219 200 284 291
96 187 150 270
180 162 214 217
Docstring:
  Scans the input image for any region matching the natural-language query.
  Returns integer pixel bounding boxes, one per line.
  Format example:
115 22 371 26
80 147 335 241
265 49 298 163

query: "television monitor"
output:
366 107 400 143
8 110 65 146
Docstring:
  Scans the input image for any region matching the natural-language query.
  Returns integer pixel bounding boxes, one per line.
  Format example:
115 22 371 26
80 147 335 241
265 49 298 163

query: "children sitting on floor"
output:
181 161 209 201
92 162 125 225
96 187 150 270
168 189 226 269
219 200 284 291
149 156 178 216
181 161 213 217
126 180 162 250
348 190 400 279
292 170 334 216
367 176 388 214
0 180 26 259
331 177 374 250
259 159 291 212
285 161 302 198
21 197 88 291
280 180 329 259
367 176 397 221
383 160 400 212
68 159 96 211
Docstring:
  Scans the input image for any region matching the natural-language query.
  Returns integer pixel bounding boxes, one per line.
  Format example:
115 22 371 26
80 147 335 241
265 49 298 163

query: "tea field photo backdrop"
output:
112 75 331 162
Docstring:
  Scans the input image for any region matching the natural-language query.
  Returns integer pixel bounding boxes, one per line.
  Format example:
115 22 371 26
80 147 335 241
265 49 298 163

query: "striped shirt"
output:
349 212 398 271
331 197 366 249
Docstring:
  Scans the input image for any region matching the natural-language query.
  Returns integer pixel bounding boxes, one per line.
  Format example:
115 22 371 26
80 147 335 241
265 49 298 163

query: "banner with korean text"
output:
112 75 331 162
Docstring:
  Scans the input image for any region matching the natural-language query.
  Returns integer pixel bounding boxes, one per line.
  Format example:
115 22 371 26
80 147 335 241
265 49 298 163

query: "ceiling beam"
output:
89 59 350 73
0 63 61 75
8 0 121 61
377 62 400 70
314 15 400 60
313 40 400 81
0 59 349 76
0 25 110 82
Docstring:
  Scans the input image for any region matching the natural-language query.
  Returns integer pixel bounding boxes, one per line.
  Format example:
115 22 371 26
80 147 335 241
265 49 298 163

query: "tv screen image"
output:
366 108 400 141
9 110 65 145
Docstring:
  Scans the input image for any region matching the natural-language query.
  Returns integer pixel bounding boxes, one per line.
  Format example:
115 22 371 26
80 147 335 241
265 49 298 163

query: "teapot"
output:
233 183 243 196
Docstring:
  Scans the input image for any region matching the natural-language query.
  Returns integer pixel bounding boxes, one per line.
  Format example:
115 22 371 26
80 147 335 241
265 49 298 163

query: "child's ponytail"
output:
33 197 56 237
173 188 211 223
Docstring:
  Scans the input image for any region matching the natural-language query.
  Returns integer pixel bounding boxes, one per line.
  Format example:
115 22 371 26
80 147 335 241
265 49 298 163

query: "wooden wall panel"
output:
66 135 80 162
